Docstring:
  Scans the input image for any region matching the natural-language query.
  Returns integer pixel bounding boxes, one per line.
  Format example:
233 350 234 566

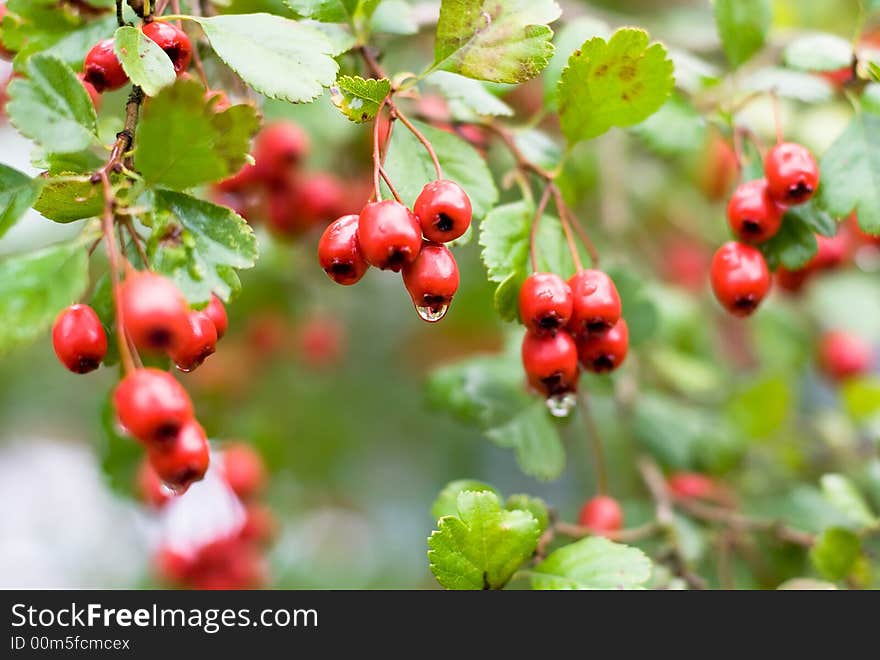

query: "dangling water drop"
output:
546 392 577 418
415 303 449 323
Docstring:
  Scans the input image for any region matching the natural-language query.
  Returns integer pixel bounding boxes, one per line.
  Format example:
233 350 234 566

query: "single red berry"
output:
113 368 194 444
154 545 193 585
253 121 309 184
402 242 460 321
137 459 172 508
240 503 277 545
318 214 369 285
171 311 218 373
764 142 819 205
221 443 266 500
266 183 306 236
519 272 573 335
413 179 472 243
818 330 874 382
296 315 345 368
216 162 259 194
727 179 784 243
120 270 190 353
141 21 192 75
710 242 771 317
356 200 422 271
567 270 622 336
297 174 346 227
147 419 210 492
812 233 848 270
204 294 228 340
521 330 579 396
667 472 716 500
76 73 101 111
577 495 623 534
576 318 629 373
52 304 107 374
83 38 128 92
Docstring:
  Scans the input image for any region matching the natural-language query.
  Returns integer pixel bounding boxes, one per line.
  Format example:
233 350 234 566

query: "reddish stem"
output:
529 185 553 273
372 98 389 201
395 107 443 180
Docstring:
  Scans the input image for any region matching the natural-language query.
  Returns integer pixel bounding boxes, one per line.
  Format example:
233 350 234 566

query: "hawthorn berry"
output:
171 311 218 373
141 21 192 75
318 214 369 285
204 294 228 340
254 121 309 183
764 142 819 205
296 315 345 368
576 318 629 373
567 269 622 336
710 242 771 317
727 179 783 243
667 472 716 500
818 330 874 382
52 304 107 374
519 272 573 336
577 495 623 534
521 330 579 396
147 419 210 491
216 162 260 194
83 38 128 93
413 180 472 243
113 368 194 444
137 459 172 508
356 200 422 271
76 73 101 111
221 443 266 500
240 503 277 545
402 242 460 321
297 174 346 227
120 270 190 353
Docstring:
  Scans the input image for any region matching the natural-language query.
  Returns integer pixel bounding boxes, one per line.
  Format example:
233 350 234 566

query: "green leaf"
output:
329 75 390 123
98 392 142 499
558 28 674 144
726 374 792 438
41 15 118 69
427 71 514 118
486 400 565 481
33 175 102 223
286 0 380 26
713 0 772 68
428 490 541 589
135 78 260 190
543 15 609 108
630 94 706 156
788 198 838 237
809 527 861 581
188 13 338 103
0 164 42 238
759 211 818 270
113 25 175 97
840 377 880 421
0 238 90 354
531 536 652 590
819 113 880 234
432 0 561 84
863 83 880 115
743 67 834 103
820 474 878 528
371 0 418 36
382 118 498 219
6 54 98 154
505 494 550 533
432 480 499 519
783 33 853 72
151 189 258 304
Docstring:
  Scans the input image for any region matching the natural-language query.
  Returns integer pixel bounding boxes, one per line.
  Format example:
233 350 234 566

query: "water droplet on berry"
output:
546 392 576 418
415 303 448 323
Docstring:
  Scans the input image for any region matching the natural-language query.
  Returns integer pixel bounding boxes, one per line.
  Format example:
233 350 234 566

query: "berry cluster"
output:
710 142 820 317
519 269 628 415
318 180 471 322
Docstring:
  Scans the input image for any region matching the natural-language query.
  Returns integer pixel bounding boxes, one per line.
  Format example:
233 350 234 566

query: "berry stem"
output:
578 394 609 495
378 164 404 204
372 98 389 201
529 184 553 273
123 217 150 268
551 184 597 268
394 107 443 180
556 198 584 273
770 91 783 145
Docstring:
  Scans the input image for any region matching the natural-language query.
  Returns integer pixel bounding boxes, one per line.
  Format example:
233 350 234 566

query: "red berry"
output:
52 304 107 374
171 311 218 373
137 459 172 508
764 142 819 205
521 330 579 396
221 443 266 500
812 233 848 270
818 331 873 382
204 294 228 340
120 271 190 353
113 368 194 444
254 121 309 184
567 270 622 336
727 179 784 243
83 38 128 92
576 318 629 373
205 88 231 112
147 419 210 491
402 242 460 321
297 174 345 227
519 272 573 335
296 315 345 368
240 503 276 545
141 21 192 75
356 200 422 271
413 179 472 243
216 162 259 194
710 242 771 317
76 73 101 111
155 545 192 584
577 495 623 534
318 214 369 285
667 472 716 500
266 184 305 236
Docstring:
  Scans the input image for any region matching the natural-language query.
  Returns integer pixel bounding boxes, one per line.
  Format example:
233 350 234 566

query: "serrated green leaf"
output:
432 480 499 519
558 28 674 144
0 164 42 238
329 75 389 123
759 212 819 270
820 474 878 528
286 0 380 26
809 527 860 581
630 93 706 156
432 0 561 84
743 67 835 103
505 494 550 533
713 0 772 68
113 25 176 97
784 33 853 72
486 399 566 481
531 536 652 590
33 175 102 223
135 78 259 190
543 15 609 108
188 13 338 103
427 71 513 118
428 490 540 589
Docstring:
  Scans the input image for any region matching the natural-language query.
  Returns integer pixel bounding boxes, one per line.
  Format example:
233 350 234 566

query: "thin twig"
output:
394 107 443 180
529 185 553 273
554 520 661 544
372 99 388 201
552 185 584 273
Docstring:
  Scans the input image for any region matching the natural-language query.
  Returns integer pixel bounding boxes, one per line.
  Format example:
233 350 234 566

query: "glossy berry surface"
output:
727 179 783 243
204 294 228 340
113 368 194 444
667 472 716 500
576 318 629 373
413 180 472 243
519 272 573 336
52 304 107 374
710 242 771 317
222 443 266 500
83 38 128 92
764 142 819 205
142 21 192 75
254 121 309 183
818 330 874 382
120 271 190 353
567 269 622 336
318 214 369 285
171 311 218 373
402 242 460 319
356 200 422 272
147 419 209 491
577 495 623 533
521 330 579 396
